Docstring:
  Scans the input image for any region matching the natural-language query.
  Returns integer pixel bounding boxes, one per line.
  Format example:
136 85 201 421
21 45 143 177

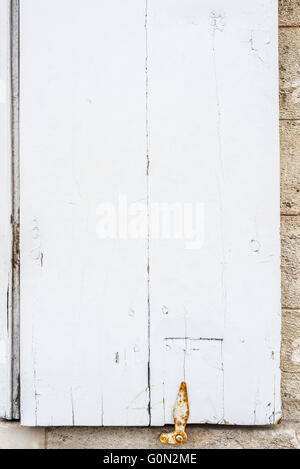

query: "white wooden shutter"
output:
19 0 281 426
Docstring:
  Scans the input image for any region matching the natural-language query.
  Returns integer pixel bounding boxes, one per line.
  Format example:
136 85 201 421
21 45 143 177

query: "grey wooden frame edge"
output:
0 0 20 421
10 0 20 421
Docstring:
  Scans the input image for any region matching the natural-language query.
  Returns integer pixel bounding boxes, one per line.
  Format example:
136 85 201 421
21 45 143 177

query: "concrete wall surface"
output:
1 0 300 449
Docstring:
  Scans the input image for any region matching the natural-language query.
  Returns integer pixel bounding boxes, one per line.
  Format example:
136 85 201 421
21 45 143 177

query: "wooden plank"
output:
163 339 224 424
0 0 19 421
0 0 12 420
148 0 281 425
20 0 149 426
11 0 20 422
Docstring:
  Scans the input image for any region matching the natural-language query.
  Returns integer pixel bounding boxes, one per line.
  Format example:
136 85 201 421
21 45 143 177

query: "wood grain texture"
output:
10 0 20 421
20 0 281 426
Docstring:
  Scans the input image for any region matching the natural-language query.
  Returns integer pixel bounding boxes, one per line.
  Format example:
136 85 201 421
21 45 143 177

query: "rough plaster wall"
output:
1 0 300 449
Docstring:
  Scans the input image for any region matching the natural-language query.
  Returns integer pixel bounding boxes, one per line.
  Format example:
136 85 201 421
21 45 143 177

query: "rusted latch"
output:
160 381 189 446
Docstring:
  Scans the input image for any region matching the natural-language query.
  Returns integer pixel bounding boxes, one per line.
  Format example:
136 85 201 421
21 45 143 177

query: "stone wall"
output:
279 0 300 428
1 0 300 449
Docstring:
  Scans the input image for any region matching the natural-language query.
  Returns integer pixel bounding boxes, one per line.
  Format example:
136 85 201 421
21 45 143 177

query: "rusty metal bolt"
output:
175 434 184 443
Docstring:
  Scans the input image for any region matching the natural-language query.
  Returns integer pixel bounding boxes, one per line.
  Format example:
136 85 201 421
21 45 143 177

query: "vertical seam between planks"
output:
211 12 227 424
211 13 227 329
145 0 151 426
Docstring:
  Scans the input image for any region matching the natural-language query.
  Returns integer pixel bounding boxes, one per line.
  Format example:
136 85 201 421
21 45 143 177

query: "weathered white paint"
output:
162 339 224 424
20 0 280 426
20 0 149 427
0 0 11 420
148 0 281 426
